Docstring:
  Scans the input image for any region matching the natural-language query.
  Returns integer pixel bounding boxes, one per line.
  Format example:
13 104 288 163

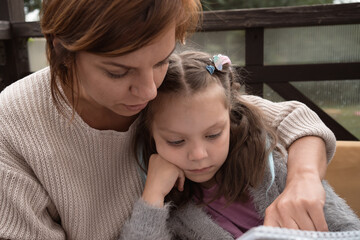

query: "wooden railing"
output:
1 0 359 140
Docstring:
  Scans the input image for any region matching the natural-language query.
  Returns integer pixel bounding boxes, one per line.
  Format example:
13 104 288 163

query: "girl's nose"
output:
130 70 157 101
188 143 208 161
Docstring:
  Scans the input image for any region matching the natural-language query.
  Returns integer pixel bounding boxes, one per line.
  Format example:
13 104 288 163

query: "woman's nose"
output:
130 70 157 101
188 143 208 161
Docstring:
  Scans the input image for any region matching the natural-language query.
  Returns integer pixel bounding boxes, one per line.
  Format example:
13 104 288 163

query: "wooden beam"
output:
200 3 360 31
0 21 11 39
11 21 42 38
8 3 360 38
244 63 360 83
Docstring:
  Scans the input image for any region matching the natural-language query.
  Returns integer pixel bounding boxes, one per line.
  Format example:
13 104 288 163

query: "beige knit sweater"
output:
0 67 336 240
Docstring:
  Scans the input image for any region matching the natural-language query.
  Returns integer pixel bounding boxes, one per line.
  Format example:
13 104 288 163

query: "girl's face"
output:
151 83 231 188
74 24 176 118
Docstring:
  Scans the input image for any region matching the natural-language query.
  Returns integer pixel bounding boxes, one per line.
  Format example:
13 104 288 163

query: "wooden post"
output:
0 0 29 91
245 28 264 96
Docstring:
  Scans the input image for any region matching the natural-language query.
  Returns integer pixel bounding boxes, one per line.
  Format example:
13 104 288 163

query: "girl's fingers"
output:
177 170 185 191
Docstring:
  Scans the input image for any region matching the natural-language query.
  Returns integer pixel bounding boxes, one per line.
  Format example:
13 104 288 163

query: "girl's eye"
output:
105 70 128 79
167 139 184 146
206 132 222 140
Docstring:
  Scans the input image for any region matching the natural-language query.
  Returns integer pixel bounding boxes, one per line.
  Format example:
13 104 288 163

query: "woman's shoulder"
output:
0 67 53 123
0 67 51 110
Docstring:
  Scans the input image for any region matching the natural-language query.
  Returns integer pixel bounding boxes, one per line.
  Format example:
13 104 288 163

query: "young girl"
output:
121 51 360 239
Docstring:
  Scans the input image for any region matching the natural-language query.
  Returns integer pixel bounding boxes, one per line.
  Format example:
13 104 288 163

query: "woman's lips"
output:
124 103 148 112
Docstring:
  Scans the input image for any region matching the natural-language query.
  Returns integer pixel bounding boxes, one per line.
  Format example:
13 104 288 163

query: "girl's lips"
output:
124 103 148 112
188 166 212 173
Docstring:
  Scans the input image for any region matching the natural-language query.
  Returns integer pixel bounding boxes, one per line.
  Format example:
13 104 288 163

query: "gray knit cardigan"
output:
120 151 360 240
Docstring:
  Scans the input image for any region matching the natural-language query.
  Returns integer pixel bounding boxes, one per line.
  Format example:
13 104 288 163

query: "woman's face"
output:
151 83 231 188
74 24 176 118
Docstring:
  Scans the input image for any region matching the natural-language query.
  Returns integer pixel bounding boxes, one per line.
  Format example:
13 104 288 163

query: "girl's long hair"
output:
133 51 277 206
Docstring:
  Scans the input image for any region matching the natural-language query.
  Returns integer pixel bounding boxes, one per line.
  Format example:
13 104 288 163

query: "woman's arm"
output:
264 136 328 231
243 95 336 231
0 149 66 239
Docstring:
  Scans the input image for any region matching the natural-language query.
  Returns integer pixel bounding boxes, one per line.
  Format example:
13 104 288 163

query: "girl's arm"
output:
119 198 173 239
141 154 185 207
243 95 336 231
120 154 185 239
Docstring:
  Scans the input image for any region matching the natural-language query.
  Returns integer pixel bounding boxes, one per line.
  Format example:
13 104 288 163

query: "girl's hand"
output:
141 154 185 207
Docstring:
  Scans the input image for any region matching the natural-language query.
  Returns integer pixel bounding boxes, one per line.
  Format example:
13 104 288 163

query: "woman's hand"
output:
264 136 329 231
142 154 185 207
263 172 328 231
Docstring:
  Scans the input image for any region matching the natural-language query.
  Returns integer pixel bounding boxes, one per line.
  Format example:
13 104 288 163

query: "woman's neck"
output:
76 103 137 131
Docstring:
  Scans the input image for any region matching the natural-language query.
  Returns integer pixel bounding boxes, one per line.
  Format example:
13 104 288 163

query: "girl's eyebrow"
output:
101 46 176 69
157 119 227 134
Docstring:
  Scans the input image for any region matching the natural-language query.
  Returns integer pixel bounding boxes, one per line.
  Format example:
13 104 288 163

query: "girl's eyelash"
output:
166 132 222 145
206 132 222 139
167 139 184 146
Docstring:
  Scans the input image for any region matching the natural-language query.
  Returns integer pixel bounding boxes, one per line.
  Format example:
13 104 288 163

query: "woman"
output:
0 0 336 239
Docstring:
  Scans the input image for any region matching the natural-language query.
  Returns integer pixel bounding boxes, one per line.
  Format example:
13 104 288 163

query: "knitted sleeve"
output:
119 198 172 240
242 95 336 162
0 139 65 239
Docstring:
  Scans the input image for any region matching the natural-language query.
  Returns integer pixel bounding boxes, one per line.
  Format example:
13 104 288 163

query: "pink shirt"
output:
200 185 263 238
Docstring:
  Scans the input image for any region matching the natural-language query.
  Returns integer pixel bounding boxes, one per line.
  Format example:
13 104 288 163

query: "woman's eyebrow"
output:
161 46 176 63
101 46 176 69
100 61 130 69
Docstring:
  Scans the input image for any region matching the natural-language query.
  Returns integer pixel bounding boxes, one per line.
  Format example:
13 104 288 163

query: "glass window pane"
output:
263 84 285 102
27 38 48 72
185 31 245 66
291 80 360 138
264 24 360 65
264 80 360 139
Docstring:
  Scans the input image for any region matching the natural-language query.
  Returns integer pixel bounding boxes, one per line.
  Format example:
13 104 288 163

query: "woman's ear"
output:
52 37 61 52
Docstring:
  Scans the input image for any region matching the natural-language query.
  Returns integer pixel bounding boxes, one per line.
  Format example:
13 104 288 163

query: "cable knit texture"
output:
0 68 336 239
0 68 143 240
241 95 336 163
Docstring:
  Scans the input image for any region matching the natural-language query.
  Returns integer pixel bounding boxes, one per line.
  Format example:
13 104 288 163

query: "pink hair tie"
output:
206 54 232 75
213 54 231 71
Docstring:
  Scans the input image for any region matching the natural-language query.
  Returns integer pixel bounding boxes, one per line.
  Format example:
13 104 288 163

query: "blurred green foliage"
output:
24 0 42 13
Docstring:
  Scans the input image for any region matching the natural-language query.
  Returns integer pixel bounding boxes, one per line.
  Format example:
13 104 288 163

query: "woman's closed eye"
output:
105 70 129 79
154 58 170 68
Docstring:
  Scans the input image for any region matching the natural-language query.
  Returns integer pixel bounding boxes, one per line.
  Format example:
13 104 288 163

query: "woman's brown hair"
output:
134 51 278 206
40 0 202 110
